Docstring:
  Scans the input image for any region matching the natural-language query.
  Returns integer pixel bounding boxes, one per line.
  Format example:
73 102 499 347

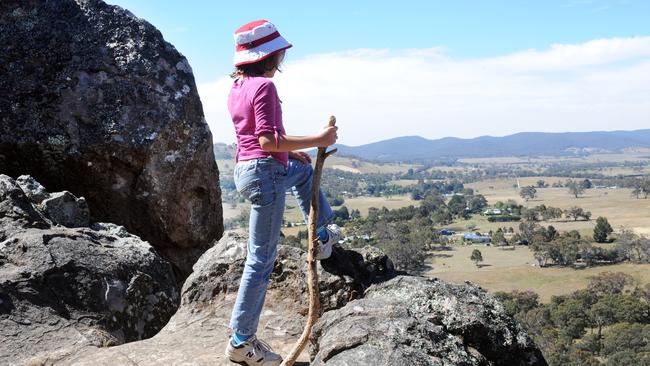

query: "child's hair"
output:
231 51 285 79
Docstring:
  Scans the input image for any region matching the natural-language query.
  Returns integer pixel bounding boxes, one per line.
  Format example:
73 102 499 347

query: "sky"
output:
106 0 650 146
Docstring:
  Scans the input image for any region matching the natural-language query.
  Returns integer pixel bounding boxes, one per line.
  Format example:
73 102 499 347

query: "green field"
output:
426 244 650 302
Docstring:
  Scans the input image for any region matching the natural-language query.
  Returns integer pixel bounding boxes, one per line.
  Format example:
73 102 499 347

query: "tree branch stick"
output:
281 116 337 366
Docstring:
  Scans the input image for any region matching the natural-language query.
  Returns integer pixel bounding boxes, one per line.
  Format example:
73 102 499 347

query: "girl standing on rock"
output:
225 20 341 366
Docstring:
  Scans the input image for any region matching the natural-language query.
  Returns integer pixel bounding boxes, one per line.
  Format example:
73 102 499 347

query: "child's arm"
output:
258 126 337 152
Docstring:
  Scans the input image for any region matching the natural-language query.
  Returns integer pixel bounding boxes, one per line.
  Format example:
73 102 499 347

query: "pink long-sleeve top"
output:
228 76 288 167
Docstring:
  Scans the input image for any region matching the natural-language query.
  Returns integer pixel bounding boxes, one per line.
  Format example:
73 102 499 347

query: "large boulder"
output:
181 230 397 313
42 230 397 365
310 275 548 366
0 175 179 365
0 0 223 278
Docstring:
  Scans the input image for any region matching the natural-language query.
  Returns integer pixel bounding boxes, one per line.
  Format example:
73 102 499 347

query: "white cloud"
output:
199 36 650 146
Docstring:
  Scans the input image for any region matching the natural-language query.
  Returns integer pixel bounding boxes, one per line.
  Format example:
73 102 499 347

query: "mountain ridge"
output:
328 129 650 162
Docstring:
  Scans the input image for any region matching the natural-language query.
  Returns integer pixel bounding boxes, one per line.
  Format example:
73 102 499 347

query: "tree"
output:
491 228 507 246
541 206 563 221
566 206 591 221
566 180 585 198
467 194 488 213
615 229 650 263
547 225 559 241
447 195 468 219
602 323 650 358
520 186 537 201
494 290 540 317
631 185 643 199
522 207 539 222
519 221 542 242
330 196 345 206
350 208 361 219
593 217 613 243
549 297 590 339
470 249 483 267
587 272 634 296
536 180 548 188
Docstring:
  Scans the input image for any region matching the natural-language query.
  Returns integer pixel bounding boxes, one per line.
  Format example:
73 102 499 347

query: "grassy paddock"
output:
467 177 650 235
324 156 420 174
426 244 650 302
334 194 416 216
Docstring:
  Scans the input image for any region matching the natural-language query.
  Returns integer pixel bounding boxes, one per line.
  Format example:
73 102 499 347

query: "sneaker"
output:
225 335 282 366
316 224 341 260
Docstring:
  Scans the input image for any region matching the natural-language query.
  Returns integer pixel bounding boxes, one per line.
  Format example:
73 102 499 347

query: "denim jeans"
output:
230 157 334 336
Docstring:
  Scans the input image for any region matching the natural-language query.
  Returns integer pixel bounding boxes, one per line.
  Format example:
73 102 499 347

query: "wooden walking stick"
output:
281 116 337 366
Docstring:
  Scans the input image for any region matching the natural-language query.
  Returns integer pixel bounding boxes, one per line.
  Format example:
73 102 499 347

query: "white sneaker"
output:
225 335 282 366
316 224 341 260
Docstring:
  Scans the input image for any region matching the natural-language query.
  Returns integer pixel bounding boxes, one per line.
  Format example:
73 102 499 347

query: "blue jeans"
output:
229 157 334 336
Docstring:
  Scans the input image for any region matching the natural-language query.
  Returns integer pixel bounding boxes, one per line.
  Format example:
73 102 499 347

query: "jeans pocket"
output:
235 158 286 207
239 179 263 205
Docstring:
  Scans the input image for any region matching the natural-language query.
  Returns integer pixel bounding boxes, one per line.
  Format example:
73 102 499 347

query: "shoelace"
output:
251 337 275 355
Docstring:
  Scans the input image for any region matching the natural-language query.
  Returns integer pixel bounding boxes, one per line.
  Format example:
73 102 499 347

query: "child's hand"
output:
289 151 312 164
317 125 338 147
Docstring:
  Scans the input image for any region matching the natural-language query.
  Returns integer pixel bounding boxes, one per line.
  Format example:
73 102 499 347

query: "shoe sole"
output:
229 358 282 366
228 359 248 365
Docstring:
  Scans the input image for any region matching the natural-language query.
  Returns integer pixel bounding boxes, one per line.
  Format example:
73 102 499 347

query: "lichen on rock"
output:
310 276 548 366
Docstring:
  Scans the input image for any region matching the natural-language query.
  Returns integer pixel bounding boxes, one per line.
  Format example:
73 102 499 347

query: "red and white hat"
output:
233 20 292 67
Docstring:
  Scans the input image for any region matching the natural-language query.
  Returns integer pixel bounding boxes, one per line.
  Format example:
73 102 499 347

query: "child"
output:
225 20 341 366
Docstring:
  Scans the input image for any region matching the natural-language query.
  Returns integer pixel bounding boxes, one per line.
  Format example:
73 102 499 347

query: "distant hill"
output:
329 129 650 163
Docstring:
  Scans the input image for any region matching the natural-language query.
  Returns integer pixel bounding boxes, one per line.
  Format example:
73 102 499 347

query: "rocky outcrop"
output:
45 231 546 366
0 0 223 278
181 230 397 314
0 175 179 365
310 276 548 365
37 231 395 365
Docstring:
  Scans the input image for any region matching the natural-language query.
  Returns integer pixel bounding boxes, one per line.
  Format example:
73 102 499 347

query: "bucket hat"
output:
233 20 292 66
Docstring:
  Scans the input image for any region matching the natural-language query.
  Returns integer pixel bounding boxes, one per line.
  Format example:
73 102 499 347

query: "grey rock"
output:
310 276 548 366
181 230 397 313
42 230 397 365
0 0 223 279
90 222 134 238
16 175 50 204
39 191 90 228
0 174 52 235
43 293 312 366
0 174 179 365
32 231 547 366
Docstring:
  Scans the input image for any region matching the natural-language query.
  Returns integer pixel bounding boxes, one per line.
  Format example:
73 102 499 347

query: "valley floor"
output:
424 244 650 302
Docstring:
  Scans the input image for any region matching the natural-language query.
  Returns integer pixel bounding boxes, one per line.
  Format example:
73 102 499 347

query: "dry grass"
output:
389 179 420 187
426 245 650 302
459 151 650 166
467 177 650 236
335 194 416 216
221 203 242 220
324 156 420 174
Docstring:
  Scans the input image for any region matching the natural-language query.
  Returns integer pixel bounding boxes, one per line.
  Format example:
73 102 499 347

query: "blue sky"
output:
107 0 650 145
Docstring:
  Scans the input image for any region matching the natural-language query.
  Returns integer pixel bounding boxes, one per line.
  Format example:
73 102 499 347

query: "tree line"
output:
495 272 650 365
